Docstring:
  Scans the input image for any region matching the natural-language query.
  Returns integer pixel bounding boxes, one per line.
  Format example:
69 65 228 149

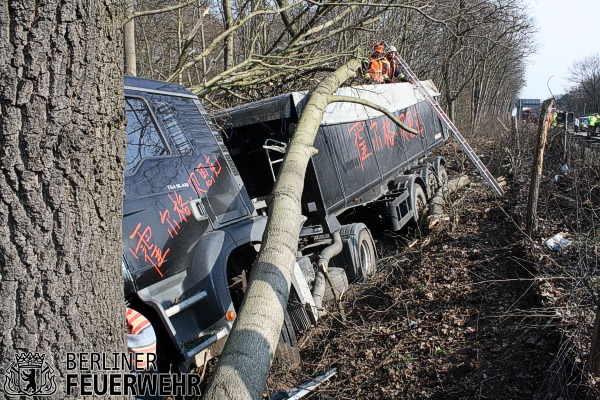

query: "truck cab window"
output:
125 97 168 175
155 102 194 156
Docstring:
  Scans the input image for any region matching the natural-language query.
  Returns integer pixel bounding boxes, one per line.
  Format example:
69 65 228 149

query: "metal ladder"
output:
263 139 287 183
395 55 505 196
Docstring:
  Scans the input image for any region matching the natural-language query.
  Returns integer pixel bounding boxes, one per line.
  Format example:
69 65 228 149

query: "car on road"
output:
575 116 589 133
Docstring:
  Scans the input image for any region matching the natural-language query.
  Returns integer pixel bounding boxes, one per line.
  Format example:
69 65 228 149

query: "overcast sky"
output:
519 0 593 100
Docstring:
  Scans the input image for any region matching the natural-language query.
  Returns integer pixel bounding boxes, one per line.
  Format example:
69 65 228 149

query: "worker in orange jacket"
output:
363 42 390 84
385 45 410 83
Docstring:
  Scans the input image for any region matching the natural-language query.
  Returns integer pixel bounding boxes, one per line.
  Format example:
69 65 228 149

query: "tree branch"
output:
167 2 301 82
328 94 419 135
123 0 197 25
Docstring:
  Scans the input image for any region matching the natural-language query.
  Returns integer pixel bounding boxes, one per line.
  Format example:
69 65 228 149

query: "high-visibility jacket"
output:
367 55 390 83
126 308 157 370
589 115 597 127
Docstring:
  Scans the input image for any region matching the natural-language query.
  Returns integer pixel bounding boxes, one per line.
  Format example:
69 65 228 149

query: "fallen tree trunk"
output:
203 58 420 399
203 54 419 400
427 176 471 229
202 59 363 400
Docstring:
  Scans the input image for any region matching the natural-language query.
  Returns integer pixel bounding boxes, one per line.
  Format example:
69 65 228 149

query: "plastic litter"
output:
545 233 571 251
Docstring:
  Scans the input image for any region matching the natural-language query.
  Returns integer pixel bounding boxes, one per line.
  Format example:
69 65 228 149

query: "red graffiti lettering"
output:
413 110 424 135
129 223 169 278
168 192 192 224
197 162 209 180
382 118 397 148
205 153 222 176
406 112 415 137
349 121 372 171
188 153 223 196
159 209 181 238
188 173 207 196
398 113 410 141
370 121 382 152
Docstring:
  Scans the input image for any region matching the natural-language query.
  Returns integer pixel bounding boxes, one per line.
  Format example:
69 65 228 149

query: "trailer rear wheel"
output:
412 184 427 223
427 165 437 197
357 228 376 280
332 224 377 282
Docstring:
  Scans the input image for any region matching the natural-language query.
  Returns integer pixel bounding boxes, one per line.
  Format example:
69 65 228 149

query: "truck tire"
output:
427 165 437 198
356 228 376 280
275 309 301 368
332 224 377 282
412 184 427 223
322 267 349 303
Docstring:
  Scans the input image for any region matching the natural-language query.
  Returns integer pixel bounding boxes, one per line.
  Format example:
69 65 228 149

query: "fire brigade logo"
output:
3 352 57 396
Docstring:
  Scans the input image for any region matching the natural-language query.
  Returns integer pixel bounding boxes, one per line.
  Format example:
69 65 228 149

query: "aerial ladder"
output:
396 55 505 196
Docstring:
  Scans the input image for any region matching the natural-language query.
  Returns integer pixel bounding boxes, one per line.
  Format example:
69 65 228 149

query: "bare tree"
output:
125 0 137 75
568 54 600 113
125 0 533 118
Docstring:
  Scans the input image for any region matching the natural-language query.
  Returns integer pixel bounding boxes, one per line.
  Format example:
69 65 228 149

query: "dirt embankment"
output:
269 134 600 399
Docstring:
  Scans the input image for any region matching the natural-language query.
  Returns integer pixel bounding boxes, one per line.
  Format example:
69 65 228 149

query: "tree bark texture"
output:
222 0 234 70
0 1 127 397
203 59 362 400
525 98 553 237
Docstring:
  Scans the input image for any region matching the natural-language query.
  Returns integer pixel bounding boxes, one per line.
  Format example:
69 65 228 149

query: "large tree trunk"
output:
0 1 127 397
203 59 362 400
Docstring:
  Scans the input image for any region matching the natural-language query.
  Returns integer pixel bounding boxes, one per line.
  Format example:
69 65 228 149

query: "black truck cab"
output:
122 77 266 370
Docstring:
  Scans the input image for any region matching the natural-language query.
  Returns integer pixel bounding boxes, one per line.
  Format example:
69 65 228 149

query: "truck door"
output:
122 95 211 290
148 94 253 228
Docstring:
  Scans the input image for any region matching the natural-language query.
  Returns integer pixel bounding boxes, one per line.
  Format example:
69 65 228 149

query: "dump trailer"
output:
213 81 448 234
121 77 450 376
213 81 449 336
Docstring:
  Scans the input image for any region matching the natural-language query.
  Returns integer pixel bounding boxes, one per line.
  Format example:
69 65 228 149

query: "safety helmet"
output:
373 42 385 54
387 45 397 53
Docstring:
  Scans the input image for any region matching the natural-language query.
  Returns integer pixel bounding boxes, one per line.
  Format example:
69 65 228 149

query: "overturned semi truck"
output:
122 77 449 373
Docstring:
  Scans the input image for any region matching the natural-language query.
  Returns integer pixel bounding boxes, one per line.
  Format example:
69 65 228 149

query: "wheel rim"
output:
360 240 374 276
416 193 426 216
428 166 437 194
